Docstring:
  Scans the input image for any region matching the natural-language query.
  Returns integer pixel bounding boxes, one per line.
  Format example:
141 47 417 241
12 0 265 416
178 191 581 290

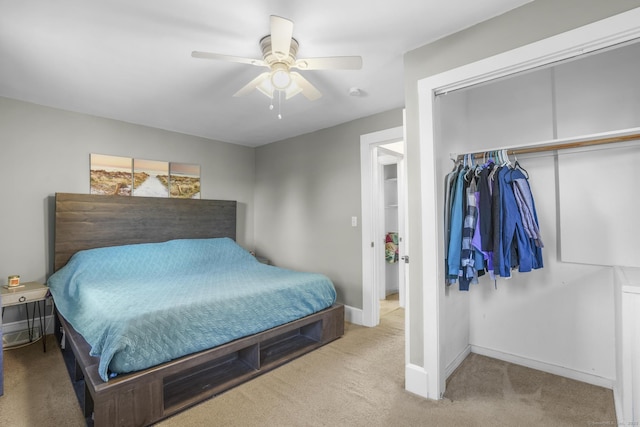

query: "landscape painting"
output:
133 159 169 198
91 154 200 199
169 163 200 199
90 154 133 196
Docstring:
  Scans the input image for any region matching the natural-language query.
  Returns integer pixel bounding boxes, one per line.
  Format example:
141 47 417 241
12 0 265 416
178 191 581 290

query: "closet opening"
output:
435 37 640 394
412 8 640 406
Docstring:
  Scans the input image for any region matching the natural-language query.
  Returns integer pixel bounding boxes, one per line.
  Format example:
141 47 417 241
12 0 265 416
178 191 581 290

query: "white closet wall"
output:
437 40 640 385
555 44 640 138
554 44 640 268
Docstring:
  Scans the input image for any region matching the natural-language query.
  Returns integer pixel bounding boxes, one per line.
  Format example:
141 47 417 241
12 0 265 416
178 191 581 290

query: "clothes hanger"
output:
501 149 511 167
512 152 529 178
475 159 484 177
482 152 494 169
450 154 461 172
488 151 500 181
463 154 474 181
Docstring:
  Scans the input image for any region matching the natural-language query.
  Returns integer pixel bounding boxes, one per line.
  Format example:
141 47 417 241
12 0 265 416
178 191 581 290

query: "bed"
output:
50 193 344 426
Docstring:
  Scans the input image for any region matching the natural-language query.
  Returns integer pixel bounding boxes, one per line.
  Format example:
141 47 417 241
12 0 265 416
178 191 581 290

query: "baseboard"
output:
344 305 363 325
446 345 471 379
470 345 615 390
405 363 430 399
2 314 55 347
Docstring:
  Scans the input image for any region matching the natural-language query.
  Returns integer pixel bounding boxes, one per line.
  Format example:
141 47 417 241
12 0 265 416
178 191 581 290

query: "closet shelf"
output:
451 127 640 161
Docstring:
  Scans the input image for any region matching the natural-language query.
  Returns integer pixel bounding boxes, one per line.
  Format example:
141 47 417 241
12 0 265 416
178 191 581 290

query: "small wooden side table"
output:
1 282 49 352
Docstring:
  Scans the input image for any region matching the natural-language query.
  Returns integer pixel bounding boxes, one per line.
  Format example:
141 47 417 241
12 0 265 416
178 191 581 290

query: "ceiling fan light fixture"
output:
256 74 301 100
270 68 291 90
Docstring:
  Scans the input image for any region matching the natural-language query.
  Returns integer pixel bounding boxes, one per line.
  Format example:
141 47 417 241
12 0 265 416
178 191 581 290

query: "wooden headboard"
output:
54 193 237 271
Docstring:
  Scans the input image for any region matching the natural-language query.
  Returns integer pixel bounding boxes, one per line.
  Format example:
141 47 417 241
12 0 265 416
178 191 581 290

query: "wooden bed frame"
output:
52 193 344 426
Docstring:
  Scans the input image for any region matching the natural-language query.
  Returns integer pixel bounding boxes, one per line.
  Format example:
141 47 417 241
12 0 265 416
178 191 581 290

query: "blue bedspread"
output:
47 238 337 381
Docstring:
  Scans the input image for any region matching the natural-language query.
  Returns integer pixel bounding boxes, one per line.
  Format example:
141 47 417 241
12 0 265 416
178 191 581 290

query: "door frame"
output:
360 125 406 327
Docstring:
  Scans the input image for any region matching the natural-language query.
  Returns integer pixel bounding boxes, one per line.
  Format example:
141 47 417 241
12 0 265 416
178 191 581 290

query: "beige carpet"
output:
0 336 85 426
379 292 400 317
0 307 616 426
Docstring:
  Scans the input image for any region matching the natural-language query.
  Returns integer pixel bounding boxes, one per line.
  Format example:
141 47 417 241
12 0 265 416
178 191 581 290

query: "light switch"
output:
351 216 358 227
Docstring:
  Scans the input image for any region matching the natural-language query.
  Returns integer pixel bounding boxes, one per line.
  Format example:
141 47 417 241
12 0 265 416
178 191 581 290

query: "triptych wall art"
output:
90 154 201 199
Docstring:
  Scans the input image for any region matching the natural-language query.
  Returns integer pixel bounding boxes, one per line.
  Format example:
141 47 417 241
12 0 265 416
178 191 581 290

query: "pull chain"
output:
267 90 284 120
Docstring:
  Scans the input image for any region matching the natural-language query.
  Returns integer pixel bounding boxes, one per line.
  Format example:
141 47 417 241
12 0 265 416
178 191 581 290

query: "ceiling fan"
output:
192 15 363 102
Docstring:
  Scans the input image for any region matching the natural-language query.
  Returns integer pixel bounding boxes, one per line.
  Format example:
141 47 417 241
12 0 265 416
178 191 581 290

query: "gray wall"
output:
0 94 403 320
254 109 404 308
402 0 640 366
0 96 256 297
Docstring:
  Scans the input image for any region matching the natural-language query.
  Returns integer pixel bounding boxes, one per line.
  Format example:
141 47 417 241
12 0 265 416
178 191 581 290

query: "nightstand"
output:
1 282 49 352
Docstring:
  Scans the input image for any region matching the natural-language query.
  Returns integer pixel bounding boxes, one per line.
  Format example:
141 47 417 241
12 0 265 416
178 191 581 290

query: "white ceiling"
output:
0 0 530 147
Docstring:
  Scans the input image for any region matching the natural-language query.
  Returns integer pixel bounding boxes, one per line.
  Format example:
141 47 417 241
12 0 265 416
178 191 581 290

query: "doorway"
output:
360 125 407 327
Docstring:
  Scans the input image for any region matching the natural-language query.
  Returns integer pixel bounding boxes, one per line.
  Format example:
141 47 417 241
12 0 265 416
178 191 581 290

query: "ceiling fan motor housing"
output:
260 35 299 68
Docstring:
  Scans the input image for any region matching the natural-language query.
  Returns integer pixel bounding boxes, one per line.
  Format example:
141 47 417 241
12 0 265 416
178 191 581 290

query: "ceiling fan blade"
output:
270 15 294 59
290 72 322 101
293 56 363 70
192 51 265 67
233 72 270 97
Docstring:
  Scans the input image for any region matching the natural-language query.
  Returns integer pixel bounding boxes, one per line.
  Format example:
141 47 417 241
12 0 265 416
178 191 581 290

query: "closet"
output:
435 38 640 422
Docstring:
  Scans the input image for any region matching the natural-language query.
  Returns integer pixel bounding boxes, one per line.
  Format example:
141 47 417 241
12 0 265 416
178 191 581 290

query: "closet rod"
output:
455 131 640 161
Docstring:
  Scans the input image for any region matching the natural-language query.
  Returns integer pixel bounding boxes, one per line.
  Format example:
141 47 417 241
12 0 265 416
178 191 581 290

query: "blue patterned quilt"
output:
47 238 337 381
